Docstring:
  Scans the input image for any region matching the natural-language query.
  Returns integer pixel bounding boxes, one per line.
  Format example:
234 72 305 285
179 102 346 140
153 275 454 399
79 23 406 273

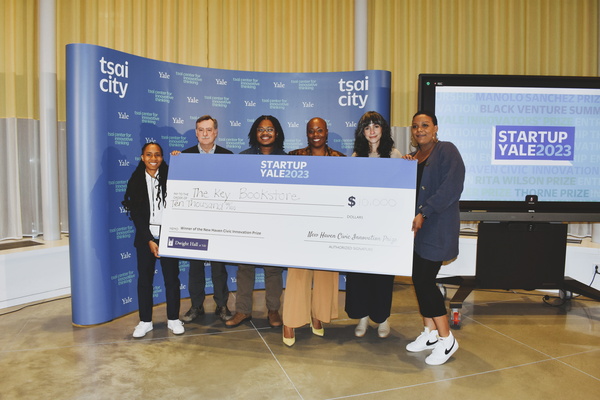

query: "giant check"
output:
159 154 416 276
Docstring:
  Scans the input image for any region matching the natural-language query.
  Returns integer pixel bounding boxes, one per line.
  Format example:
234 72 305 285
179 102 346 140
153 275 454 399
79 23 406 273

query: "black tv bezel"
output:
418 73 600 222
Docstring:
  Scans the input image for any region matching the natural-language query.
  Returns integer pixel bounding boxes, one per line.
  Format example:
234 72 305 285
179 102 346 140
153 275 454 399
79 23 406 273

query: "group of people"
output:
122 110 465 366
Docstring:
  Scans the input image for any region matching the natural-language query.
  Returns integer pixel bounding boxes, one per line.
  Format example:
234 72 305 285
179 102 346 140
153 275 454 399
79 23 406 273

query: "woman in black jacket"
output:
122 142 184 338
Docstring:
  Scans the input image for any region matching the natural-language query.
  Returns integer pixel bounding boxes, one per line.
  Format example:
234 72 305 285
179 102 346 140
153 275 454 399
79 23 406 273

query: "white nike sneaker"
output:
425 332 458 365
406 328 438 352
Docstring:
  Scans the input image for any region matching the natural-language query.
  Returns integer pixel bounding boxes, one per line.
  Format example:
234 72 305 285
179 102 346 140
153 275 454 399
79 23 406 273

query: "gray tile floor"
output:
1 282 599 399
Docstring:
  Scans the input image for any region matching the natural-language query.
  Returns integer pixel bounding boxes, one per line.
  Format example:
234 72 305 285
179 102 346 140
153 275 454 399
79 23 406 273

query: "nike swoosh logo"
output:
445 339 455 355
426 339 438 346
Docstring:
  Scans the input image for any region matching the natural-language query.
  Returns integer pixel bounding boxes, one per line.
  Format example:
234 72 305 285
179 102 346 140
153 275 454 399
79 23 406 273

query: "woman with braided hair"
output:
123 142 184 338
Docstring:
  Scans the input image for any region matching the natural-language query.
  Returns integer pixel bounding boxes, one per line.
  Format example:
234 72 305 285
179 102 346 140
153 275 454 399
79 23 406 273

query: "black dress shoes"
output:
181 305 205 322
215 305 232 322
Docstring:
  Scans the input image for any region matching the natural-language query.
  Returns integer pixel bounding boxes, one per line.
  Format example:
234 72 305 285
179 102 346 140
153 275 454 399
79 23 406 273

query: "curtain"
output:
0 0 598 239
368 0 599 127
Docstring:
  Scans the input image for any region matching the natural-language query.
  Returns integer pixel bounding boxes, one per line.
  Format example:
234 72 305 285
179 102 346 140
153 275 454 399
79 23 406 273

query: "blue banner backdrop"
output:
66 43 391 325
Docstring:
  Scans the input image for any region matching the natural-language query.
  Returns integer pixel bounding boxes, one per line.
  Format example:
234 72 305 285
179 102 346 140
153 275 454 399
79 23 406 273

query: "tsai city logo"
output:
99 57 129 98
338 76 369 108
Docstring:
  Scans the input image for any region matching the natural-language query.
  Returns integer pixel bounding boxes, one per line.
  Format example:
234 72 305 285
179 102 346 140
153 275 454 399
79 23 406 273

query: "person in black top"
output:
123 142 184 338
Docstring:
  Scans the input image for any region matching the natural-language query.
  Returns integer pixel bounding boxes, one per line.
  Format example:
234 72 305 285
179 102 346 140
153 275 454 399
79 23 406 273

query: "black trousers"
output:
344 272 395 324
412 252 447 318
136 240 181 322
188 260 230 308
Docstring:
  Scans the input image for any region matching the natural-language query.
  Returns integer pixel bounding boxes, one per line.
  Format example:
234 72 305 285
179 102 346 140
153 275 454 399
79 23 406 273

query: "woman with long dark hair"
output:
122 142 184 338
345 111 402 339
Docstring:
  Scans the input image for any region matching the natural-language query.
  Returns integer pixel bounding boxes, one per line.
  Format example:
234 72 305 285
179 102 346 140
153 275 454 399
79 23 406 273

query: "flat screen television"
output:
418 74 600 222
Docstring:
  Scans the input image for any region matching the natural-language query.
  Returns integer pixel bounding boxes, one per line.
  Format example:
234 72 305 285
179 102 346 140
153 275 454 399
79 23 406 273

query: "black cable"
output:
542 267 600 306
542 294 567 307
589 265 599 287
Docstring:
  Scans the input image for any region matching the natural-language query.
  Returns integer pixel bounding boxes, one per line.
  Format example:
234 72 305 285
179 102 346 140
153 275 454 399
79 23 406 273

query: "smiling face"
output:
195 119 218 149
363 122 382 148
256 119 277 147
141 143 163 177
411 114 438 149
306 118 328 151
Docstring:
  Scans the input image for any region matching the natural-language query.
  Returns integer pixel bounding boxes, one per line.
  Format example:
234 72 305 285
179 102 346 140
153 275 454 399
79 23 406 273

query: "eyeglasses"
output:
257 127 275 133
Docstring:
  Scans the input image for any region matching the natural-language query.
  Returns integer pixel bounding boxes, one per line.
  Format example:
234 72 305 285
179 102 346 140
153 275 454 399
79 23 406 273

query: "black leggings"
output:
136 240 181 322
412 252 447 318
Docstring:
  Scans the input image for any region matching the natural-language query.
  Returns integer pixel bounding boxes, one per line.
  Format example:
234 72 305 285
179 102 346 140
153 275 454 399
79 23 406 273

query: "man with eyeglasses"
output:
171 115 233 323
226 115 287 328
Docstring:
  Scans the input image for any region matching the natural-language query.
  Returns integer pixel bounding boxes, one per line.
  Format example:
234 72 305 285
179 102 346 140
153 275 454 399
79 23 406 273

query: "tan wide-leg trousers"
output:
282 268 339 328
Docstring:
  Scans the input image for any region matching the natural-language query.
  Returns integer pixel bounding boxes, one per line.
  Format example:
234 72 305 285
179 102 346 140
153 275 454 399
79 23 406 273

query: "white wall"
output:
0 245 70 309
439 236 600 292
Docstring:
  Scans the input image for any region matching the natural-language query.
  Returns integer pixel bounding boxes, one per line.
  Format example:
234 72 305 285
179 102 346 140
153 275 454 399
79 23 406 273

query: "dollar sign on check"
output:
348 196 356 207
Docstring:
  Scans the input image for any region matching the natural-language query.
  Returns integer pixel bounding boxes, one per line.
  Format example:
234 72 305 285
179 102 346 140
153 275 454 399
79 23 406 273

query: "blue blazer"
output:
413 141 465 262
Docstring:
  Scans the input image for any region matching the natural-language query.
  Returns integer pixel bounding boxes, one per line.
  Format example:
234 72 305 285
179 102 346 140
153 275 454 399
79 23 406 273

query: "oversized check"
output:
159 154 416 276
